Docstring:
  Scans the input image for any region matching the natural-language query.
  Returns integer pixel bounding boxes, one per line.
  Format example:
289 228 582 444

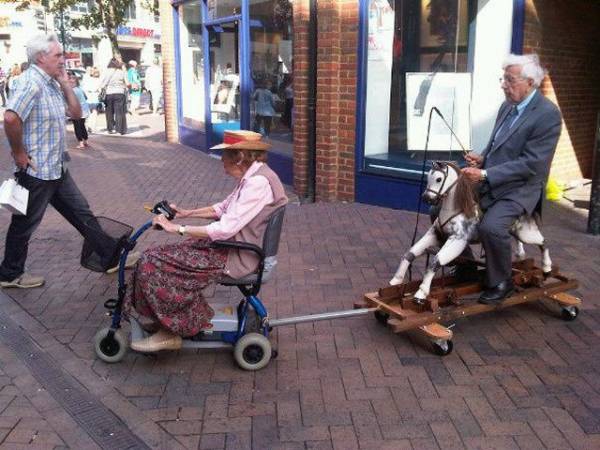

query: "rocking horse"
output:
353 160 581 356
389 161 552 304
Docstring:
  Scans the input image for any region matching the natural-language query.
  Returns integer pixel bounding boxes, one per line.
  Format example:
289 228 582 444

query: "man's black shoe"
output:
478 280 514 305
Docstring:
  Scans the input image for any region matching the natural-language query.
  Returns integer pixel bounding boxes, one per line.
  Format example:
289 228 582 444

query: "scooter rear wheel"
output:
234 333 272 371
94 327 128 363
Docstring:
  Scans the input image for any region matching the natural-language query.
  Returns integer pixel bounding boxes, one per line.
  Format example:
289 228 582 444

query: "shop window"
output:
363 0 474 178
178 1 206 131
249 0 293 145
207 0 241 19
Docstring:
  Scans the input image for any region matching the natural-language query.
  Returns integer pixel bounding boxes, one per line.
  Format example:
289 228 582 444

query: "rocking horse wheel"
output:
431 339 453 356
560 306 579 322
374 310 390 325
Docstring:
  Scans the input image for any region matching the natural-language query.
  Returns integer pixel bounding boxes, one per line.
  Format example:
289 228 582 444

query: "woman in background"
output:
127 60 142 114
69 74 90 148
100 58 128 135
6 64 22 99
82 66 101 133
252 79 276 137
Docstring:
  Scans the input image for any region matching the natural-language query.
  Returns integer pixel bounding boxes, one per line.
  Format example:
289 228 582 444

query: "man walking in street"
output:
0 34 136 289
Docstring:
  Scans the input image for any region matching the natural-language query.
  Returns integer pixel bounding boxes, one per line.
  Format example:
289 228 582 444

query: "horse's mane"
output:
445 162 479 218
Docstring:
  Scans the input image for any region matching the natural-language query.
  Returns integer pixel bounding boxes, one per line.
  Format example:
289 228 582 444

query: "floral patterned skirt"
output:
124 239 228 337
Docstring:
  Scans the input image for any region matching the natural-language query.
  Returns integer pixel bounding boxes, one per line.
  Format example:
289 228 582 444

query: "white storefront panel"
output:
0 3 48 69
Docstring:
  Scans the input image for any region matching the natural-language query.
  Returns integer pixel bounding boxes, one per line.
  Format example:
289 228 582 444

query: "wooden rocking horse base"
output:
355 258 581 356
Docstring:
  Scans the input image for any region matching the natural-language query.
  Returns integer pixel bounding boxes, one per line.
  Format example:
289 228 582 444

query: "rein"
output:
423 163 460 204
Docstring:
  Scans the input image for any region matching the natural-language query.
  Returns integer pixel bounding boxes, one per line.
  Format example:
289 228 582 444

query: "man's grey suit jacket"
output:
480 91 562 215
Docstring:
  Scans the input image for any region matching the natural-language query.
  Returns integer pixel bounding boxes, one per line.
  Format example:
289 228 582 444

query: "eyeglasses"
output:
499 75 526 85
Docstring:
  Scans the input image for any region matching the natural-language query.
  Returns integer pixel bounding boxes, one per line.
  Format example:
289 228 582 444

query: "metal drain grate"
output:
0 303 150 450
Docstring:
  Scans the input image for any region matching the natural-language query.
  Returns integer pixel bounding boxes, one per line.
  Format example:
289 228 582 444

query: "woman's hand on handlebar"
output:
153 214 176 232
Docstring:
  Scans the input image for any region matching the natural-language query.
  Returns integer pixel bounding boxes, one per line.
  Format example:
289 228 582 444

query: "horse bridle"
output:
423 161 460 204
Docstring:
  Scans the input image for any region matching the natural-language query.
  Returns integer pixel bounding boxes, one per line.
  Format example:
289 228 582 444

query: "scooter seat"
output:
218 256 278 286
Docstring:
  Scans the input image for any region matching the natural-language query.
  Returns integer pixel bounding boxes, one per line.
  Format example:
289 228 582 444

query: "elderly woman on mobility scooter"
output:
124 131 288 352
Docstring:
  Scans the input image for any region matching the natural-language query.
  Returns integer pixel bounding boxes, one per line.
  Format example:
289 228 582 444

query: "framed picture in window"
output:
406 72 471 151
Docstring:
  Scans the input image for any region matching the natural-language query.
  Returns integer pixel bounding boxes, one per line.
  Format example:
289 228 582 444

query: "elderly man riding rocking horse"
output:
462 53 562 305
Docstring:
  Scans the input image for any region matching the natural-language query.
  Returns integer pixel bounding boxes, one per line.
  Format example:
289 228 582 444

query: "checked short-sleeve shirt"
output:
7 64 66 180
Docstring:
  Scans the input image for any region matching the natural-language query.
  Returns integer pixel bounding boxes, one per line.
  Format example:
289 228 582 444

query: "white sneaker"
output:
105 251 140 274
0 273 45 289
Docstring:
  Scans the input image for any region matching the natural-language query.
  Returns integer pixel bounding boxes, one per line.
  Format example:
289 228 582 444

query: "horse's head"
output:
422 161 461 206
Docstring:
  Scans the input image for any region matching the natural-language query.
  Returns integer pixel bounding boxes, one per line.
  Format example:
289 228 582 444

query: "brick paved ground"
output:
0 113 599 449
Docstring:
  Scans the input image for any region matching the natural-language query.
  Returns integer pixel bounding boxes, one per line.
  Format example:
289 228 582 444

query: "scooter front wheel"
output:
234 333 272 371
94 327 128 363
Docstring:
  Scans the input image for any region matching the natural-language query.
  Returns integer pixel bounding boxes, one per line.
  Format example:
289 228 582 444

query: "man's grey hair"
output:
26 33 61 64
502 53 547 88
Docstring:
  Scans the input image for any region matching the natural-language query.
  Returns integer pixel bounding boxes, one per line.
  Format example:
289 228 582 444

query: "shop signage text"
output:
116 26 155 38
0 17 23 28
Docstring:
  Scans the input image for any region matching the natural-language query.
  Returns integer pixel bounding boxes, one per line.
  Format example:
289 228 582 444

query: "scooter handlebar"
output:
151 200 176 220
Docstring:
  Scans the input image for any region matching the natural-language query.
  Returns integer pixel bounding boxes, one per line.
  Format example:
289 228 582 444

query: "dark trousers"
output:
0 171 109 281
479 199 525 287
282 99 293 129
105 93 127 134
253 115 272 136
72 118 88 142
0 82 5 107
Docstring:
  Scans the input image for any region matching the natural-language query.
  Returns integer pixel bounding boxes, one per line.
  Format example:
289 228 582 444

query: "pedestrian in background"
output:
0 34 138 289
145 57 162 115
280 74 293 130
127 60 141 114
100 58 128 135
69 74 90 149
6 64 21 99
252 79 276 137
10 62 30 97
82 66 101 132
0 65 6 107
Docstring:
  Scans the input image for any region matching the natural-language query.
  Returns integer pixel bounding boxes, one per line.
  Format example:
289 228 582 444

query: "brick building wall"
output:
159 0 179 143
524 0 600 182
292 0 311 197
293 0 359 201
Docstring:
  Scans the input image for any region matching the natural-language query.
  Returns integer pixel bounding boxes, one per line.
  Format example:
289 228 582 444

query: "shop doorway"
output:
119 48 142 65
207 21 242 144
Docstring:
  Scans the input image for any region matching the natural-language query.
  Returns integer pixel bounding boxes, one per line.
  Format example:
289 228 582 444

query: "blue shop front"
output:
171 0 294 185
